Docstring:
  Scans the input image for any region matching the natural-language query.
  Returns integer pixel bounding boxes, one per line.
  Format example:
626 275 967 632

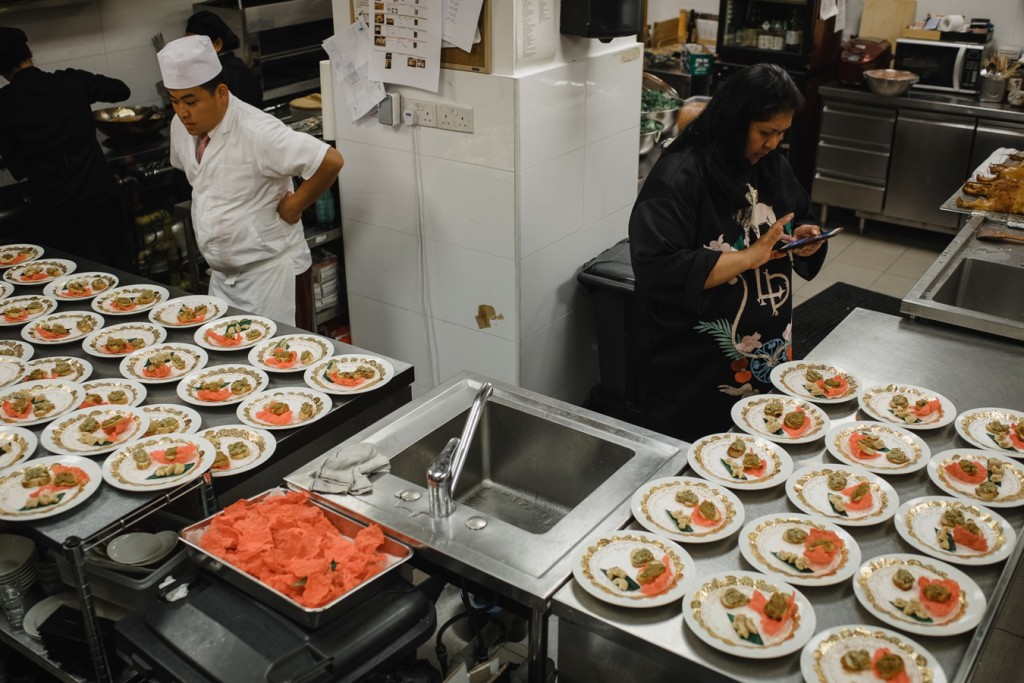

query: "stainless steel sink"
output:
930 257 1024 319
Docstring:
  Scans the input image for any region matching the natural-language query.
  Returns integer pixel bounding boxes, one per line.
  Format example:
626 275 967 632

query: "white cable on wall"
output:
411 125 442 387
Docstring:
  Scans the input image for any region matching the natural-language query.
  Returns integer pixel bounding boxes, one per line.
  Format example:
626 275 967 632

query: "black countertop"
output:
820 82 1024 123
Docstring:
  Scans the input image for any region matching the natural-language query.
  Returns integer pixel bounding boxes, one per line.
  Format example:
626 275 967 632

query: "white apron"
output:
208 241 304 325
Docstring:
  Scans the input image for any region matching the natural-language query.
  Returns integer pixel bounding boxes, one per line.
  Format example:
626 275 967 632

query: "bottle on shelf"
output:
785 9 804 53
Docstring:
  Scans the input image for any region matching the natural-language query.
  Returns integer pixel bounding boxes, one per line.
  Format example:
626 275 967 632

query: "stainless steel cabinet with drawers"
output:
811 102 896 214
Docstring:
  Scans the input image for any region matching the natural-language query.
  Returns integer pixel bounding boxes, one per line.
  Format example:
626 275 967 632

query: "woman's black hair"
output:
0 27 31 75
665 63 804 214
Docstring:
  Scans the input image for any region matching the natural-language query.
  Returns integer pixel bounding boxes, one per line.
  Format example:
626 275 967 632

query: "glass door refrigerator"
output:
714 0 842 189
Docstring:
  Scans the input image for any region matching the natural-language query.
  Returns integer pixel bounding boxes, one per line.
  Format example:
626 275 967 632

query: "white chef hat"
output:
158 35 222 89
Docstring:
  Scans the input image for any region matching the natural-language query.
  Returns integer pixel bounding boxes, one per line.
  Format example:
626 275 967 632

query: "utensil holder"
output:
979 75 1007 103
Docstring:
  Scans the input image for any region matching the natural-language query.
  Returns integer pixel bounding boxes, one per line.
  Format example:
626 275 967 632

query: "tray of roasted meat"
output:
942 147 1024 227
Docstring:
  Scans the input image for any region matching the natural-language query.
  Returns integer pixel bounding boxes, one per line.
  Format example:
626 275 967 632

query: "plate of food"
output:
101 434 216 492
42 272 118 301
687 433 793 490
82 321 167 358
194 315 277 351
248 334 334 373
119 343 208 384
894 496 1016 566
0 340 33 361
202 425 277 477
572 530 696 608
0 244 43 269
738 513 860 587
858 384 956 430
0 282 13 300
630 476 744 543
853 553 986 637
927 448 1024 508
785 464 899 527
731 394 830 444
40 406 150 457
303 355 395 395
141 404 201 437
0 379 84 427
148 295 228 328
0 359 27 390
21 311 103 345
0 426 37 470
825 422 930 474
800 624 946 683
76 379 147 410
769 361 859 403
235 388 331 430
0 455 101 520
22 357 91 383
0 295 58 327
683 570 816 659
176 364 269 407
92 285 169 316
2 258 75 285
955 407 1024 455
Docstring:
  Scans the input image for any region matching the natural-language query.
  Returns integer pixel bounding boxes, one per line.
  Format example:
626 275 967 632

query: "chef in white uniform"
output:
157 35 343 326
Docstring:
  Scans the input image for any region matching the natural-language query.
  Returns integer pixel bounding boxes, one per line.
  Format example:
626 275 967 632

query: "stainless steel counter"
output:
551 309 1024 683
819 83 1024 125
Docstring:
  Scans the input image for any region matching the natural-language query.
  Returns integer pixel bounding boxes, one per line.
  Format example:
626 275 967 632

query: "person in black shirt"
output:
185 11 262 109
0 27 135 271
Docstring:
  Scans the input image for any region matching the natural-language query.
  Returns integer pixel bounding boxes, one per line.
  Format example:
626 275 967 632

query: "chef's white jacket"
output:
169 94 329 323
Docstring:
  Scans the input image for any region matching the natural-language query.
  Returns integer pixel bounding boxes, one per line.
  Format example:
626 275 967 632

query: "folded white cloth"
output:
309 442 390 495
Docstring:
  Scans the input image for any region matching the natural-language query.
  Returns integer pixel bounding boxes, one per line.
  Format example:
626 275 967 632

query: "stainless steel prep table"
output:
552 308 1024 683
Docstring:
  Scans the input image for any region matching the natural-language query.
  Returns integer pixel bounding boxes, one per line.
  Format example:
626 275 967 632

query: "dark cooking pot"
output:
93 105 169 139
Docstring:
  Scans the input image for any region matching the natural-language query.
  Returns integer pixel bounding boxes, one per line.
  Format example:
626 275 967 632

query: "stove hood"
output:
0 0 94 13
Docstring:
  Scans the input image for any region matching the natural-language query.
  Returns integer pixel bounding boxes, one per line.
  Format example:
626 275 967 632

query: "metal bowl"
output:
93 105 169 139
863 69 919 96
639 120 664 157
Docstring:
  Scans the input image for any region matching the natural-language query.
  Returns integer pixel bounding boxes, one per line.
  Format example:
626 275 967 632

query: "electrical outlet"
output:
404 98 437 127
438 105 474 133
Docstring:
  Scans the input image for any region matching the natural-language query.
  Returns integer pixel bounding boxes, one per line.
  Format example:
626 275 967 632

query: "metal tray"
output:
179 487 412 629
941 146 1024 227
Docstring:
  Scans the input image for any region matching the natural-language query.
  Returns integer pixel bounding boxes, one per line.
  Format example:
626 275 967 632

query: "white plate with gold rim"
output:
148 295 228 329
0 359 27 390
769 361 859 404
22 357 91 383
927 448 1024 509
77 379 147 410
785 464 899 527
42 272 118 301
0 426 37 470
0 455 101 521
858 384 956 431
738 513 860 587
119 343 208 385
0 282 13 300
101 434 215 492
0 295 58 327
825 422 930 475
194 315 276 351
176 364 269 407
893 496 1017 566
247 334 333 374
202 425 277 477
0 244 43 269
731 394 830 444
954 407 1024 456
683 570 816 659
40 406 150 457
0 379 84 427
0 340 33 361
572 529 695 608
141 404 201 437
631 476 744 543
303 354 395 395
2 258 75 286
21 311 103 345
687 433 793 490
92 285 170 316
235 388 331 430
852 553 985 637
800 624 946 683
82 322 167 358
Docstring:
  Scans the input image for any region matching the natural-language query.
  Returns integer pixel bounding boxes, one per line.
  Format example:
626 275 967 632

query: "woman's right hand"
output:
745 213 791 269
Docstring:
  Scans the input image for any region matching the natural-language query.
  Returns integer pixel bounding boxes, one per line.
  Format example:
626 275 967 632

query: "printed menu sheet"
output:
367 0 443 92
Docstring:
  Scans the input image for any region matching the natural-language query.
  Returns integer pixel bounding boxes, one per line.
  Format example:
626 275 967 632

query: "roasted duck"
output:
956 178 1024 214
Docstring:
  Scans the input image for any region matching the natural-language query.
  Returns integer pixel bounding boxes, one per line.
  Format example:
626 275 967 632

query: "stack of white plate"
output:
0 533 36 592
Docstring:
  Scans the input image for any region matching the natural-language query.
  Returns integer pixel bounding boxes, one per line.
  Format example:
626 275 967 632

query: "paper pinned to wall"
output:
516 0 556 68
367 0 444 93
818 0 845 32
442 0 485 52
322 20 386 122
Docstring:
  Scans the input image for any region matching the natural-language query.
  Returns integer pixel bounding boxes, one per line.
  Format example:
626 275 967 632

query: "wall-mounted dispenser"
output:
560 0 642 42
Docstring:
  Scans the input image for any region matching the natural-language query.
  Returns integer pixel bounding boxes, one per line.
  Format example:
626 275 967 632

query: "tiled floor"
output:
791 207 954 307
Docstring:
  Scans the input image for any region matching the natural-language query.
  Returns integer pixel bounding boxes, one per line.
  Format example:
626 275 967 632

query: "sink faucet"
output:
427 382 493 518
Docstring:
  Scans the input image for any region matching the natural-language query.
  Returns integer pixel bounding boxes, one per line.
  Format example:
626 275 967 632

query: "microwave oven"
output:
894 38 993 93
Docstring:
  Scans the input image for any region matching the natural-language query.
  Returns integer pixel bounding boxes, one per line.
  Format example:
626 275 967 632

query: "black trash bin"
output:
577 237 641 426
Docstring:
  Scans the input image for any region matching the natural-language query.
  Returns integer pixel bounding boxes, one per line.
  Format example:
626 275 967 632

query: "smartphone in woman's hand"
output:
776 227 844 252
